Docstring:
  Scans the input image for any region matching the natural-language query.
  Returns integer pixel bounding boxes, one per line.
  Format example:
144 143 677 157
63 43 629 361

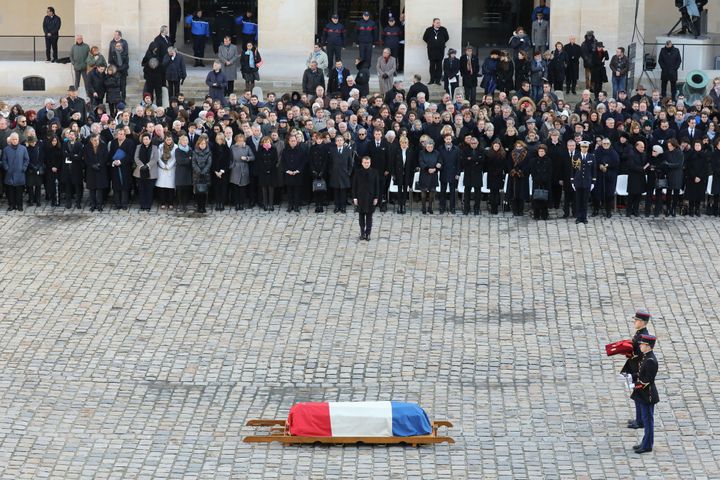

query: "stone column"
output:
403 0 463 85
258 0 316 81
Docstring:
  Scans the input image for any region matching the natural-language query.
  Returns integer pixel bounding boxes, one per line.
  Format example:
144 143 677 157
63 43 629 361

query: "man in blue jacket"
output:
187 10 210 67
237 11 258 47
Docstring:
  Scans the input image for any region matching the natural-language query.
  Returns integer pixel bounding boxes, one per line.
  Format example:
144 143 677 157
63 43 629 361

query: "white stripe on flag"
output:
328 401 393 437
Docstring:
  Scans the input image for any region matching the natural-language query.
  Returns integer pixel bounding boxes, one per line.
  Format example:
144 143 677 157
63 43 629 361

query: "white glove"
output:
590 184 594 191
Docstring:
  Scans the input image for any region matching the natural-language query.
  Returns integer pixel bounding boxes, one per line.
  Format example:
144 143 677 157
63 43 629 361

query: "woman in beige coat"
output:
376 48 397 95
134 132 159 211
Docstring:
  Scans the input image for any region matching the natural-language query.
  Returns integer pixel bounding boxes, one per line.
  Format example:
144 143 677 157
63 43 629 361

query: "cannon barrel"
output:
682 70 710 103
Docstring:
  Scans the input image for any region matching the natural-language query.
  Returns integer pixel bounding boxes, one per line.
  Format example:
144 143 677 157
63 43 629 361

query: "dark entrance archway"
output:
316 0 402 44
182 0 258 48
462 0 535 48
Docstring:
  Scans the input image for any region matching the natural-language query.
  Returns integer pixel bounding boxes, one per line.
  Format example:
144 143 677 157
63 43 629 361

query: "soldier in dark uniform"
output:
356 11 378 67
631 334 660 454
572 140 596 224
382 16 402 68
622 309 652 431
322 14 345 68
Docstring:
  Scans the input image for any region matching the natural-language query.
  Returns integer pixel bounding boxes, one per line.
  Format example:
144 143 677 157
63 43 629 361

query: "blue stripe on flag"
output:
390 402 432 436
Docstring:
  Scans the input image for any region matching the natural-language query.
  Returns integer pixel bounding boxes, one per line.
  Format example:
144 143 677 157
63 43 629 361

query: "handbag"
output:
140 164 150 179
312 178 327 192
533 188 549 201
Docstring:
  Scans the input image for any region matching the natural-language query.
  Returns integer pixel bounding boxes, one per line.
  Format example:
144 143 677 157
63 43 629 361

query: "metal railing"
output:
642 41 720 71
0 35 75 62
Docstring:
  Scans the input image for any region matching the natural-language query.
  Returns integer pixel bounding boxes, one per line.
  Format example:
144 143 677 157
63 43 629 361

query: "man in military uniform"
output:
356 11 378 67
622 309 652 430
322 14 345 68
631 334 660 454
572 140 595 224
382 16 402 70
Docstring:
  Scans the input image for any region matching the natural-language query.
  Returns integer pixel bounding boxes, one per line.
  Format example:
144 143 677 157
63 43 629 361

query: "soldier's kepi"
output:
623 309 652 430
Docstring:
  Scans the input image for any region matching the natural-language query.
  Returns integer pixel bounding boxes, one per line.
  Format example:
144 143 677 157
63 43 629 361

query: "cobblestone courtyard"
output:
1 208 719 479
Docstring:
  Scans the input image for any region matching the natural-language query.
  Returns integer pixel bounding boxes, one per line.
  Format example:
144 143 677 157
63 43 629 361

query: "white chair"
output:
457 172 465 194
412 171 421 193
501 174 509 212
707 175 714 195
615 175 628 197
389 177 398 193
481 172 490 194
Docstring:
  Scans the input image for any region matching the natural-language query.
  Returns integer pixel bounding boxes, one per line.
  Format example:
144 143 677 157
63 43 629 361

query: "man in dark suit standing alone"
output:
423 18 449 85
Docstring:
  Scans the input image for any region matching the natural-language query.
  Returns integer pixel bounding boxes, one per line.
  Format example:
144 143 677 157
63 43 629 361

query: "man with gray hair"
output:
302 60 325 95
70 34 90 90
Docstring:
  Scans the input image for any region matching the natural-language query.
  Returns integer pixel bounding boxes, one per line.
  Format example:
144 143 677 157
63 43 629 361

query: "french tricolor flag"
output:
287 401 432 437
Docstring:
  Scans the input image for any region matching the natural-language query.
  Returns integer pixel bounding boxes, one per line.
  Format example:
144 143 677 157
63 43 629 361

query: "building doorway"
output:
462 0 534 49
316 0 402 43
183 0 258 46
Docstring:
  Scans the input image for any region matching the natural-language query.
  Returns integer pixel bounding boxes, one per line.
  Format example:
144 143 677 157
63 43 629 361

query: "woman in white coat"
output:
156 134 177 209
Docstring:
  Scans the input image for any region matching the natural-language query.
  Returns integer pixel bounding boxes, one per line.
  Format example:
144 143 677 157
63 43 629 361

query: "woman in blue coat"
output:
282 134 308 212
206 61 227 103
2 133 30 211
592 138 620 218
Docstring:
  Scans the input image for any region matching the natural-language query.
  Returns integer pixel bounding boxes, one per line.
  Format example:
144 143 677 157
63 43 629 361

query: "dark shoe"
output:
428 208 434 214
575 219 582 224
359 234 366 241
365 235 371 241
634 447 652 454
98 206 104 212
269 206 275 212
7 206 15 212
591 209 599 217
422 207 427 214
439 208 445 214
333 208 339 213
286 207 293 213
90 206 96 212
627 422 644 429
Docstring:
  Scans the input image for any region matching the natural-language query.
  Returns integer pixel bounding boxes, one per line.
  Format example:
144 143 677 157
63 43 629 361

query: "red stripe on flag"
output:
287 402 332 436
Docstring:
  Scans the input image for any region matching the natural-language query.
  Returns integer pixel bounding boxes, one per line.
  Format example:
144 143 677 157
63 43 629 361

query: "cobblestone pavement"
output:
1 206 719 479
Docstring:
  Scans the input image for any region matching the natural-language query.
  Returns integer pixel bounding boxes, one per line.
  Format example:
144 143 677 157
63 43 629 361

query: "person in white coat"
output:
156 134 177 209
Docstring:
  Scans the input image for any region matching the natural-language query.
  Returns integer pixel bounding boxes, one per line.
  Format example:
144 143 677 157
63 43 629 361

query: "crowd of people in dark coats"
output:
3 18 720 238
